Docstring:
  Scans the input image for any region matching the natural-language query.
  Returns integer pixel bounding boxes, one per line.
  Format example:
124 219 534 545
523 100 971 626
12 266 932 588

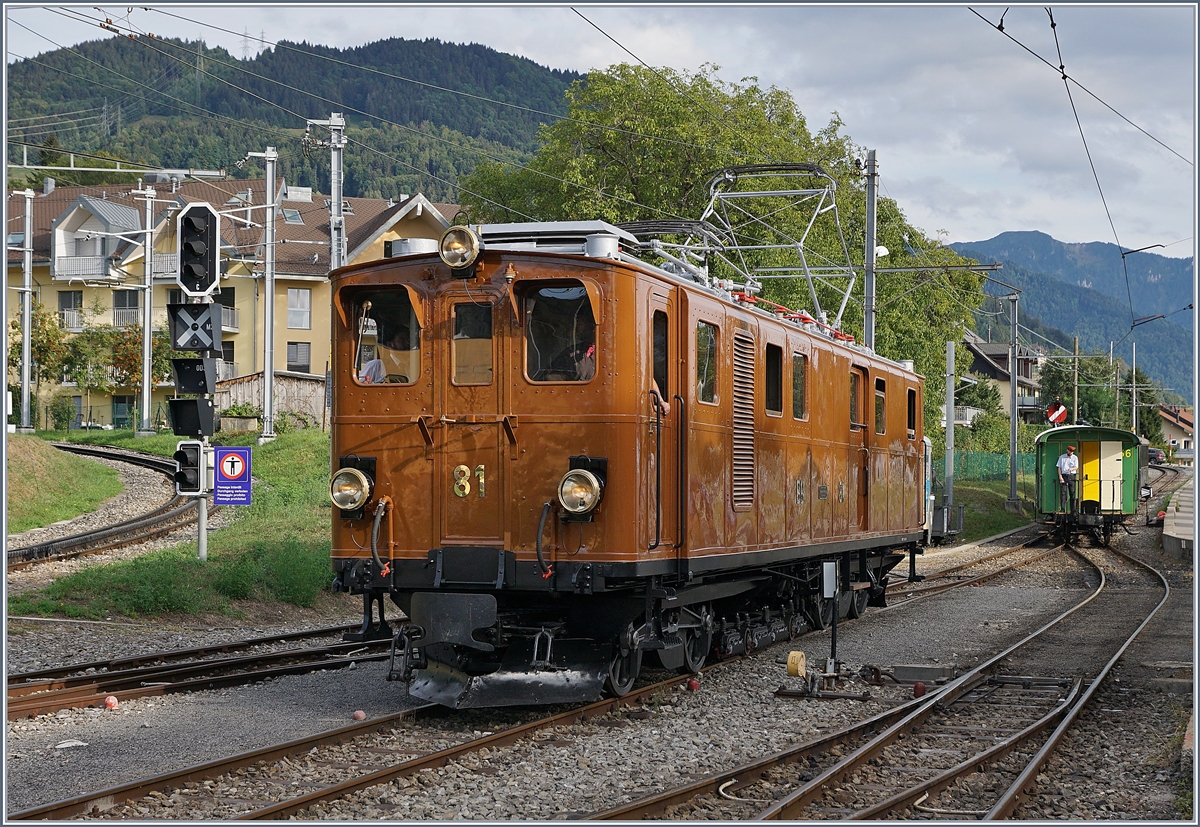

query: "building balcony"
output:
113 307 141 327
152 253 178 277
59 309 85 332
221 304 239 333
217 360 239 381
54 255 114 281
1016 395 1041 410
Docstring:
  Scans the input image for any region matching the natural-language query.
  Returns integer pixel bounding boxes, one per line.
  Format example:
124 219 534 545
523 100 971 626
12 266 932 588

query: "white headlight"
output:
439 225 482 269
330 467 373 511
557 469 603 514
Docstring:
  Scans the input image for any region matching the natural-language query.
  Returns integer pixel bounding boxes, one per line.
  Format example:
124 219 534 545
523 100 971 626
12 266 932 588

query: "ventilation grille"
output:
732 334 756 508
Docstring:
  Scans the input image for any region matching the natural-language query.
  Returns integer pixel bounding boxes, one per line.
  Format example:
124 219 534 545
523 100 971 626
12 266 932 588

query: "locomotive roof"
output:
479 220 639 249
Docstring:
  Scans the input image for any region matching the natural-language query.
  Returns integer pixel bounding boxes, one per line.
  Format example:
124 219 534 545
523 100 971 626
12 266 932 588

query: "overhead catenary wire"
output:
1043 7 1137 329
142 6 759 163
43 8 685 223
968 6 1193 167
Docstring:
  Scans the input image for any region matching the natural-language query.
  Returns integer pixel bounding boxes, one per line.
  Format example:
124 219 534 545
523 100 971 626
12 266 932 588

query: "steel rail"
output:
985 545 1171 819
6 706 449 820
751 544 1111 819
885 541 1064 603
7 442 206 571
7 650 389 720
7 624 359 684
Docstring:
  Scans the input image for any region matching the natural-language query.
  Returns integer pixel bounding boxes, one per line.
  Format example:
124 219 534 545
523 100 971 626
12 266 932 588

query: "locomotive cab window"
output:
351 289 420 385
907 388 917 438
765 344 783 415
875 377 887 435
792 353 807 420
524 283 596 382
849 371 862 429
452 303 493 385
696 322 718 404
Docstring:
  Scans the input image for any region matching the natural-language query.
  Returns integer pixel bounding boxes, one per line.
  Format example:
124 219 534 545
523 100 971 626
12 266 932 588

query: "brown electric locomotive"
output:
329 213 930 709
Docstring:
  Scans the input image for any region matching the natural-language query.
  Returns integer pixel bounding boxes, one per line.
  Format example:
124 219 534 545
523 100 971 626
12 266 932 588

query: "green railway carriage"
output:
1034 425 1145 545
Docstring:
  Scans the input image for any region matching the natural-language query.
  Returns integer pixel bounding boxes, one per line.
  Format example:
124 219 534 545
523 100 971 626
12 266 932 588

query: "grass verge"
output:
7 434 124 533
940 476 1037 545
8 429 336 620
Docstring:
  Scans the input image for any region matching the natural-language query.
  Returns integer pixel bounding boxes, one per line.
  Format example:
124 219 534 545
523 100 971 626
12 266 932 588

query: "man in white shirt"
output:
1056 445 1079 513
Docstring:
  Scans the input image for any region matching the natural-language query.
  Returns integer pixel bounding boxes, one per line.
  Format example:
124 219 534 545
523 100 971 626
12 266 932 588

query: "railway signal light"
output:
167 303 221 352
176 202 220 297
169 397 215 437
174 440 206 495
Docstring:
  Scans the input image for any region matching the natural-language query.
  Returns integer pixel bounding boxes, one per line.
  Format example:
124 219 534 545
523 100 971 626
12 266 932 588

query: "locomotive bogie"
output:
330 221 929 707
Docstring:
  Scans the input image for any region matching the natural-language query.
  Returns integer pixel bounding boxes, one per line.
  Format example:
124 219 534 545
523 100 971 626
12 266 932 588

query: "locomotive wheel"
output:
605 625 642 696
680 606 713 674
808 596 835 631
847 587 869 620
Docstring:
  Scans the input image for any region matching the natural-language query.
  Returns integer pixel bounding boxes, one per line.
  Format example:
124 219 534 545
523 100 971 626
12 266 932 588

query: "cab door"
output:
646 288 679 553
435 292 506 547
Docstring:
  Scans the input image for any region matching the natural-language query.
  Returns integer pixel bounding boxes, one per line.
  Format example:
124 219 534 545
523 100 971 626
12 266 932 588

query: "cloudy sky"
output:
5 4 1196 252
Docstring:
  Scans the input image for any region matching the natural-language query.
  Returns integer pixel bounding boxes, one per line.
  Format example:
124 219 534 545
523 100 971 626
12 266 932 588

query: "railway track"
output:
591 542 1168 820
6 626 378 721
6 443 209 573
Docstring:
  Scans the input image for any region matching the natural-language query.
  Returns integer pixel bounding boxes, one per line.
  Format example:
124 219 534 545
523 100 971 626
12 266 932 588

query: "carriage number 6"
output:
452 464 486 498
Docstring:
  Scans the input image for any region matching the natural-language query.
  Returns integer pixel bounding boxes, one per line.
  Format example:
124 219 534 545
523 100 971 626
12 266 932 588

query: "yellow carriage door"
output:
1080 440 1124 511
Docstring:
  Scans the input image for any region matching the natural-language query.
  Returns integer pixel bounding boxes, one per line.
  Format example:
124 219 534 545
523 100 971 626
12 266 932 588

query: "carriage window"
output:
452 303 493 385
525 284 596 382
792 353 807 420
352 289 420 385
765 344 782 414
907 388 917 437
875 378 887 435
653 311 669 403
696 322 718 403
850 371 861 428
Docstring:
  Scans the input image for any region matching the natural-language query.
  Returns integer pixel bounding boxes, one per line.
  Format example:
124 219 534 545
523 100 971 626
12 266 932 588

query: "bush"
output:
49 392 75 430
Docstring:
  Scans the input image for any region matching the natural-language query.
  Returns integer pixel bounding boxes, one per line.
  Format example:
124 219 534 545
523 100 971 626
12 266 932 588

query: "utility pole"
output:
244 147 278 444
1006 293 1020 513
944 339 955 515
17 189 35 433
1073 337 1079 425
1110 342 1117 427
305 113 347 270
133 184 156 437
1132 341 1138 436
863 149 878 351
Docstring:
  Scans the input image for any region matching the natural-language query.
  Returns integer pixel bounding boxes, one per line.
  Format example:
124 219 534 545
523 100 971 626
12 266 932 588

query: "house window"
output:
792 353 807 420
7 232 24 246
59 290 83 330
287 341 311 374
216 286 235 308
288 288 311 329
696 322 718 404
168 288 184 306
112 395 134 428
221 341 235 364
765 344 782 414
875 378 887 435
114 290 139 310
74 236 100 256
281 208 303 225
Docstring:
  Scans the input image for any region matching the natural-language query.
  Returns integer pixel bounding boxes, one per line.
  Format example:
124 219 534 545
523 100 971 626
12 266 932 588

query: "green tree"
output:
7 299 69 401
460 63 983 434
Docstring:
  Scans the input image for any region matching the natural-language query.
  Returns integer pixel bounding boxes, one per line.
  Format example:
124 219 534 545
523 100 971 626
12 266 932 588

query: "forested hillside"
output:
7 35 580 200
952 231 1193 329
956 248 1192 399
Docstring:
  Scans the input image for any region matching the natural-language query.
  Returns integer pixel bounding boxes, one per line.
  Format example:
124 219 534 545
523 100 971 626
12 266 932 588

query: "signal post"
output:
168 202 221 560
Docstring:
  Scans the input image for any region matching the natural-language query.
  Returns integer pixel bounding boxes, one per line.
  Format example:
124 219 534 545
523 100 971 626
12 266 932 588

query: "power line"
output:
141 6 760 162
968 6 1193 167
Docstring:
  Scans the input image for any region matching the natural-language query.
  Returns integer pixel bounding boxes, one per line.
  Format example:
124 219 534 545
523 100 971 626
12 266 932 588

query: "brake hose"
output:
536 502 553 578
370 500 389 576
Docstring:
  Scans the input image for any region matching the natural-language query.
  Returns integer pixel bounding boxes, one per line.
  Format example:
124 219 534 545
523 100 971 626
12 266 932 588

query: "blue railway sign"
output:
213 446 252 506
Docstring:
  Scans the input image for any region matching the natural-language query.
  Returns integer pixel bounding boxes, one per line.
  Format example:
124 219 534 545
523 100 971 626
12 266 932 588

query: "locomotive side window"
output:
696 322 718 403
765 344 783 415
907 388 917 438
792 353 808 420
452 303 493 385
653 310 669 401
525 284 596 382
352 289 420 385
849 371 862 428
875 378 887 435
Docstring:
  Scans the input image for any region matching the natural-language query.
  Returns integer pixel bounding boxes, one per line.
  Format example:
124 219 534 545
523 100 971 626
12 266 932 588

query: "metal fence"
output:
939 451 1036 481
